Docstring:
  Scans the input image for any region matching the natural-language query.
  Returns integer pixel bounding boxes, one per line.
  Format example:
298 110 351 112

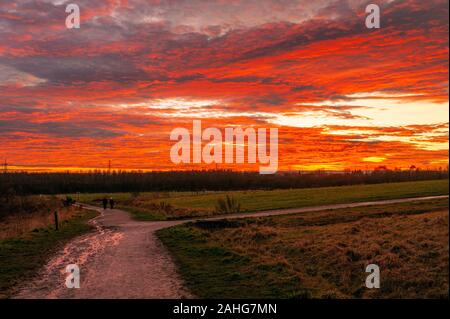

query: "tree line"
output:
0 169 448 195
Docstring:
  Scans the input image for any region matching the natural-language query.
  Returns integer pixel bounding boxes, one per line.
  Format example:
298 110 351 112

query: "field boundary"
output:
197 195 449 221
79 195 449 224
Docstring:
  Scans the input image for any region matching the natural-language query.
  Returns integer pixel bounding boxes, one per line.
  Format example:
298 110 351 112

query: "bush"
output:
62 196 75 207
0 194 60 220
215 195 241 214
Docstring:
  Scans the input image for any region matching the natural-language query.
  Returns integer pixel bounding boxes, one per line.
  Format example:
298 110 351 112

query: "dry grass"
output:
231 210 449 298
0 196 81 240
158 199 449 298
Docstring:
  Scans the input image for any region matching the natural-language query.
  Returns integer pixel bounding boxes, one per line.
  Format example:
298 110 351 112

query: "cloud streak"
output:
0 0 448 171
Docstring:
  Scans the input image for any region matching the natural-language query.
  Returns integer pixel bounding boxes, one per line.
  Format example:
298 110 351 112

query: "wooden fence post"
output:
54 211 59 231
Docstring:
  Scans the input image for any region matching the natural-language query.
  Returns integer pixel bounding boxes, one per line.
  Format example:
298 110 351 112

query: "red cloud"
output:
0 0 448 171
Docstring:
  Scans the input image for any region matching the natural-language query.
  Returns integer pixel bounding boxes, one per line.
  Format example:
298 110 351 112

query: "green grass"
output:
74 179 449 220
0 209 98 298
157 198 449 298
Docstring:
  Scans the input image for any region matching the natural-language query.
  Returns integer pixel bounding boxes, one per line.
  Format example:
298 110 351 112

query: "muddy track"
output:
13 195 448 299
14 205 189 299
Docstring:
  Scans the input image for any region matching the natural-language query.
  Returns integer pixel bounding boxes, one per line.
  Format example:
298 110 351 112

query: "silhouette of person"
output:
102 197 108 210
109 197 114 209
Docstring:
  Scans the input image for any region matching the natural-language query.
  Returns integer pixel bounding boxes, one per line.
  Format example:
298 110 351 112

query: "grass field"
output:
74 179 449 220
157 198 449 298
0 208 98 298
0 201 89 241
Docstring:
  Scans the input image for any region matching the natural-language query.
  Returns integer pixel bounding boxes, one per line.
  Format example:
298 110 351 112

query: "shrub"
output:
63 196 75 207
215 195 241 214
158 201 174 213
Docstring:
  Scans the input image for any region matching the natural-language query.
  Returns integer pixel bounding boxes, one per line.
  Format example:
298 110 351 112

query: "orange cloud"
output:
0 0 448 172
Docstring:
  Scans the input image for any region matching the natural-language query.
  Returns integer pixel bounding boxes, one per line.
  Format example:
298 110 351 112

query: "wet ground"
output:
14 205 190 298
13 195 448 299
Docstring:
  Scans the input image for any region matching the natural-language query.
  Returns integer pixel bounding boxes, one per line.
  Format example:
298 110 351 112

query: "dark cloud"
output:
1 0 447 88
0 119 122 138
0 55 149 84
0 0 447 170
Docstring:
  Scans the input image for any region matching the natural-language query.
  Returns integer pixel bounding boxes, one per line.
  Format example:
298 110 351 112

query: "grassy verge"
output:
75 179 449 220
0 208 98 298
157 198 449 298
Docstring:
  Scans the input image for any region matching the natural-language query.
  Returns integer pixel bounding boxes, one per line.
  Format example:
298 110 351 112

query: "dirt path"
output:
14 205 189 299
13 195 448 299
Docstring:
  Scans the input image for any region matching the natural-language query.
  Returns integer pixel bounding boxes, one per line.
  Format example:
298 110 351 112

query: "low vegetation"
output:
76 179 448 220
0 195 98 298
157 199 449 298
215 195 241 214
0 192 80 240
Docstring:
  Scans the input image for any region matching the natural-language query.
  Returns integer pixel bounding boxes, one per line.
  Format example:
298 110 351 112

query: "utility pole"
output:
108 160 111 175
3 159 7 174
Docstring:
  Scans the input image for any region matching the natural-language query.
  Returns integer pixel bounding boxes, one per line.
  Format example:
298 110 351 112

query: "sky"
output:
0 0 448 172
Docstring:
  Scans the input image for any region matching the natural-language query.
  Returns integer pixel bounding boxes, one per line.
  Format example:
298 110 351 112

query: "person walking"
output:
102 197 108 210
109 197 115 209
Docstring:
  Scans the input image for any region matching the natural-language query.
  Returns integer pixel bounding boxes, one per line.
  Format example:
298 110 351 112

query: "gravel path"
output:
13 195 448 299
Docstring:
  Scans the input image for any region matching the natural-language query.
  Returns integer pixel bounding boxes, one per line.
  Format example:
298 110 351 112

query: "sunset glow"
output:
0 0 448 172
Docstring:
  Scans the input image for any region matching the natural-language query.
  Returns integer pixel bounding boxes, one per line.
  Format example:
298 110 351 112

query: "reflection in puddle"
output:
15 212 124 298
